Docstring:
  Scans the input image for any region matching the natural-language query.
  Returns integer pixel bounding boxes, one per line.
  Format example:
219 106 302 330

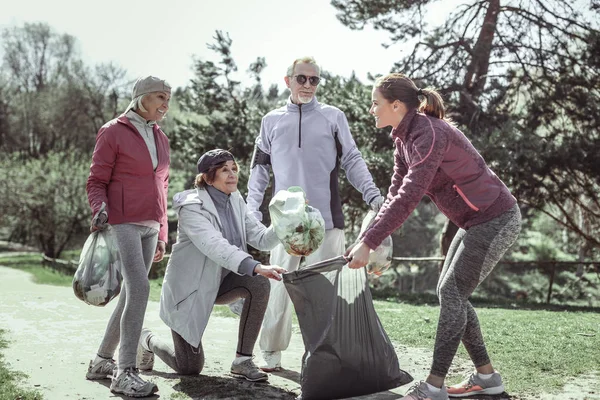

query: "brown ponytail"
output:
375 73 446 119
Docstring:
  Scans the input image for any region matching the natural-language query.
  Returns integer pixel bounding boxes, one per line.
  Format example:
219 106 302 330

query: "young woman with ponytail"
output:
347 73 522 400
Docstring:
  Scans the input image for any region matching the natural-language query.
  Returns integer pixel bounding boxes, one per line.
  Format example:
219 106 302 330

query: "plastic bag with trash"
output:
356 210 393 275
269 186 325 256
73 224 122 306
284 256 413 399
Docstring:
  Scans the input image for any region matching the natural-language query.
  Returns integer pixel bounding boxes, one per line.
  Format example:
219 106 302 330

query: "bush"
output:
0 151 90 258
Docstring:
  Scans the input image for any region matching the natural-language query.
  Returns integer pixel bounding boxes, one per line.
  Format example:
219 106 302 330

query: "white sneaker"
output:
260 350 282 372
401 382 449 400
136 328 154 371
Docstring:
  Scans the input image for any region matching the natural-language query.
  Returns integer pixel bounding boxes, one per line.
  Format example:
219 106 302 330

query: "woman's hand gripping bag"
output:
73 225 122 306
269 186 325 256
357 210 393 275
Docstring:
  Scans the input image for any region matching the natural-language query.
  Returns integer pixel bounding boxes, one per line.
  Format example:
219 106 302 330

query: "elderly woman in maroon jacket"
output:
85 76 171 398
348 73 521 400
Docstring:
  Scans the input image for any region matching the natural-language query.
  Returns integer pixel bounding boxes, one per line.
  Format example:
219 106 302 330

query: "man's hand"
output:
154 241 166 262
370 195 385 213
254 264 287 281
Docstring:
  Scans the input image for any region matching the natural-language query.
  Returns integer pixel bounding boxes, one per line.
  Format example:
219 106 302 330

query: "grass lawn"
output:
1 254 598 398
374 299 600 397
0 329 42 400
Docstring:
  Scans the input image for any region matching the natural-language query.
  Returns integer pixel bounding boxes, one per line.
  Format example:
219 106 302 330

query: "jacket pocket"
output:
175 290 198 310
453 185 479 211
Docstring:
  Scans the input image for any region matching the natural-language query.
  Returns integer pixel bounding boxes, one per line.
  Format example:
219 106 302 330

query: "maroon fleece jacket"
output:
362 109 516 250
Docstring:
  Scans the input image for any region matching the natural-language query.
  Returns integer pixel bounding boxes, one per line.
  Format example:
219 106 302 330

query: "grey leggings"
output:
96 224 158 370
431 204 521 377
148 272 270 375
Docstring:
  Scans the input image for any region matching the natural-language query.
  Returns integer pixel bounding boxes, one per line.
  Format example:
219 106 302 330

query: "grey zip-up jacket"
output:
159 188 279 347
247 96 380 230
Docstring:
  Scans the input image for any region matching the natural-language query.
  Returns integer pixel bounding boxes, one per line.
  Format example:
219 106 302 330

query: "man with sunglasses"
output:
246 56 384 372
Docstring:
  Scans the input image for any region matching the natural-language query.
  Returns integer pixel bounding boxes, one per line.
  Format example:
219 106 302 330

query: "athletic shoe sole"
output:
231 372 269 382
448 384 505 397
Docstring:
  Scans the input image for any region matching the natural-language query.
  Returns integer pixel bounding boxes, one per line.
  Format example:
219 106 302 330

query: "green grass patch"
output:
374 299 600 397
0 329 43 400
0 255 73 286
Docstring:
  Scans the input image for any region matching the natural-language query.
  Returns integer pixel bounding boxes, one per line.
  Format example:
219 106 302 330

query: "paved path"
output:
0 265 434 400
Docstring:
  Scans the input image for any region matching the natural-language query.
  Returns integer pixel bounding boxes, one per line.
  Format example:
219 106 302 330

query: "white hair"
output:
132 94 148 113
286 57 321 77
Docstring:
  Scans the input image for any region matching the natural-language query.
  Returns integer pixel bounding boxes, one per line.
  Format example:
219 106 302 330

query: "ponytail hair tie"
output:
417 88 424 96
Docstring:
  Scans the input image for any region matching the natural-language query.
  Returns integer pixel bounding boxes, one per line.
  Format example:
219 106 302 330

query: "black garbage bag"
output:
284 256 413 400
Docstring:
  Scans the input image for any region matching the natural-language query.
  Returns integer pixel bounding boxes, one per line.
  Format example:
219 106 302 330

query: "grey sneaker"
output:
231 358 268 382
136 328 155 371
447 371 505 397
401 381 449 400
110 367 158 398
260 350 282 372
86 357 116 380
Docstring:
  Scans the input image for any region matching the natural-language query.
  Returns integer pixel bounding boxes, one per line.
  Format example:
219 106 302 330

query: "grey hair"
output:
286 57 320 77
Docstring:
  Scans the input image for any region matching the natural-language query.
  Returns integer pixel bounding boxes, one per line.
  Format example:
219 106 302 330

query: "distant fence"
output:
39 253 600 304
392 256 600 304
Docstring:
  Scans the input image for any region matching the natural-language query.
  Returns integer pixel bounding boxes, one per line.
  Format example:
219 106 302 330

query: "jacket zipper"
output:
453 185 479 211
298 104 302 148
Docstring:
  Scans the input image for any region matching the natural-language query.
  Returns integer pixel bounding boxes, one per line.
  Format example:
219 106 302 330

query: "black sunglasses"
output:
293 74 321 86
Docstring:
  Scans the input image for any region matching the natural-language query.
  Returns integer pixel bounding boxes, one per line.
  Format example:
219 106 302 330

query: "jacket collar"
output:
126 110 157 127
391 108 418 142
117 113 161 134
205 185 231 212
286 96 318 113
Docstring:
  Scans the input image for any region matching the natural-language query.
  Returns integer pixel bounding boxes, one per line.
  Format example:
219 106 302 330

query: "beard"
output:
297 94 314 104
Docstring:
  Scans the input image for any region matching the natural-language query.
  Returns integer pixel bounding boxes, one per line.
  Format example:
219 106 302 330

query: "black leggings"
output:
149 272 270 375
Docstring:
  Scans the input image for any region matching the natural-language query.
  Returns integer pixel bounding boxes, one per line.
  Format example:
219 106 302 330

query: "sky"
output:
1 0 456 91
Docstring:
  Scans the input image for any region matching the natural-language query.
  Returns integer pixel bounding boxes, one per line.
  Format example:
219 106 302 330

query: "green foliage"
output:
0 151 90 258
171 31 281 189
331 0 600 249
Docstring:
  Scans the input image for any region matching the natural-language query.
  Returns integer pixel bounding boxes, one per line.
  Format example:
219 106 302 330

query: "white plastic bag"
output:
73 225 122 306
357 210 393 275
269 186 325 256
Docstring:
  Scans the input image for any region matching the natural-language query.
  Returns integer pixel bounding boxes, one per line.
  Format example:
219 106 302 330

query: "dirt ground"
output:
0 264 597 400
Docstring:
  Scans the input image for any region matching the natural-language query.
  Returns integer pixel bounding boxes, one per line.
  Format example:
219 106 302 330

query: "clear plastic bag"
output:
269 186 325 256
72 225 122 306
357 210 393 275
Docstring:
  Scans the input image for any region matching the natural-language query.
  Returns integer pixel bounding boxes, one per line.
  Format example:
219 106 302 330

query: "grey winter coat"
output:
159 187 280 347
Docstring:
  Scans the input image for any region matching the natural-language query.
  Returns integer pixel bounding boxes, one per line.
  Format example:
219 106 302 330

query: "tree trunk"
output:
460 0 500 124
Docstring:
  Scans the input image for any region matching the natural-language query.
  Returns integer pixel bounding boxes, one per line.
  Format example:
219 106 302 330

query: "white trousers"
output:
259 228 346 353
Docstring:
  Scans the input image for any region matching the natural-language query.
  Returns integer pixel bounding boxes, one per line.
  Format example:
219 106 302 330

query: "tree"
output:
332 0 600 251
171 31 282 200
0 22 129 157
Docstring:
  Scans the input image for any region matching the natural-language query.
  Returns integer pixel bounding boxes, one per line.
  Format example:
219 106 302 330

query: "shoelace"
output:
463 374 476 389
140 349 153 365
113 368 148 387
406 382 429 400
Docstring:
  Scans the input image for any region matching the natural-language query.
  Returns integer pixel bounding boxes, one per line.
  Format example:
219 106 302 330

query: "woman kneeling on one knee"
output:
137 149 286 382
